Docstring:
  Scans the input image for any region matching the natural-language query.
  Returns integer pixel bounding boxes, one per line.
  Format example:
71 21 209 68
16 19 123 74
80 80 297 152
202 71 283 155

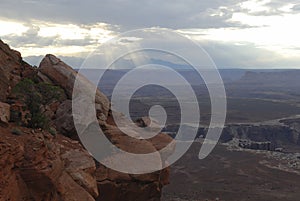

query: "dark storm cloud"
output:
0 0 251 30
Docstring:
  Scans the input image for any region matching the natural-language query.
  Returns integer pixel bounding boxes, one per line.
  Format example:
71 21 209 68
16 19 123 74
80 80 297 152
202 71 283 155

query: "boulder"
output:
54 100 77 138
0 102 10 126
38 54 110 119
136 117 153 127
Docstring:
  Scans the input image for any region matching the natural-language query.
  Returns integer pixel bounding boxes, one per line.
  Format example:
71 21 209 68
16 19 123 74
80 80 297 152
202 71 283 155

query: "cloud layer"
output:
0 0 299 68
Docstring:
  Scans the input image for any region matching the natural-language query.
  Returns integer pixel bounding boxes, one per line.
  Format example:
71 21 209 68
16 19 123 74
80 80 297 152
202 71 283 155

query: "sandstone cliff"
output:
0 39 172 201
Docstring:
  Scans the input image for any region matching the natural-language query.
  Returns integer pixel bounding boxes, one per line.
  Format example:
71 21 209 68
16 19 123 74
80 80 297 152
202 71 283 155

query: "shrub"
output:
12 78 65 129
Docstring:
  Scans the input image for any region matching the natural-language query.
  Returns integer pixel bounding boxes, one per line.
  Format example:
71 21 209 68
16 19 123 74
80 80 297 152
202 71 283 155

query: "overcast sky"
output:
0 0 300 68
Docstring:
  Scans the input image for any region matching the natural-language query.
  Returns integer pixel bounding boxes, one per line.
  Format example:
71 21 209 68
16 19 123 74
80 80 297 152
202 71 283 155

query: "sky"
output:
0 0 300 69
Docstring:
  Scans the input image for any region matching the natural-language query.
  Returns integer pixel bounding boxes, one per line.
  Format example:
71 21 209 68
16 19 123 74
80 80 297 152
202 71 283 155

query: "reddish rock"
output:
0 102 10 126
61 149 99 198
0 40 174 201
94 114 174 201
0 39 36 102
0 126 99 201
38 54 110 119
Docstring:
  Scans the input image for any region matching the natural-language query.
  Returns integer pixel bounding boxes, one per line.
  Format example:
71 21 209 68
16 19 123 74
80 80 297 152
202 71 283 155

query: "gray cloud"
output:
0 0 252 30
1 24 95 48
292 4 300 11
2 27 55 47
242 0 300 16
1 0 300 69
202 41 300 68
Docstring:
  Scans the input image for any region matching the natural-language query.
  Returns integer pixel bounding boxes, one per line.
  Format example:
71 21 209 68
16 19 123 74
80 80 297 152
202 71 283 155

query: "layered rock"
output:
0 126 98 201
221 124 300 146
93 113 174 201
238 139 274 151
39 54 110 119
0 40 173 201
37 54 173 201
0 40 35 102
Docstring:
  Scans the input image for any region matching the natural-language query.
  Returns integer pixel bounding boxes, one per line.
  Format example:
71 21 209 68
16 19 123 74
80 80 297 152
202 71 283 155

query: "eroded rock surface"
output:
0 126 98 201
0 40 36 102
39 54 110 119
0 40 173 201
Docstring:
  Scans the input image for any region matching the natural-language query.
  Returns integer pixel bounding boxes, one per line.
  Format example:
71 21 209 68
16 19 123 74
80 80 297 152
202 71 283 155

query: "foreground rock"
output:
37 54 174 201
94 114 174 201
0 126 98 201
0 40 173 201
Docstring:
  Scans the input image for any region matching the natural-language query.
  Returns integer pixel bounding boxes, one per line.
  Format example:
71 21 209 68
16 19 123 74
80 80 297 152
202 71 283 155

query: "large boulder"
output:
54 100 76 138
38 54 110 119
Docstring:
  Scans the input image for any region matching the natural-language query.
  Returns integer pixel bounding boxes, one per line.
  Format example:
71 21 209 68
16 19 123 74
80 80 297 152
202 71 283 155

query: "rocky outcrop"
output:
238 139 274 151
37 54 174 200
220 124 300 146
39 54 110 119
0 126 98 201
0 40 36 102
94 113 174 201
96 165 170 201
0 40 173 201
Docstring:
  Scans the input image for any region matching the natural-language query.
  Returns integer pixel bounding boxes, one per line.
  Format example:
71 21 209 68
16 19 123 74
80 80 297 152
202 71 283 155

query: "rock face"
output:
0 126 98 201
221 124 299 146
94 113 174 201
0 40 35 102
238 139 274 151
37 54 173 201
0 40 173 201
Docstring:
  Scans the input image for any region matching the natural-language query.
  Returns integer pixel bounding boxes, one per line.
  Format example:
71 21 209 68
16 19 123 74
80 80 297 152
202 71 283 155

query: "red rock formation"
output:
0 40 173 201
38 54 174 201
0 125 98 201
0 40 36 102
39 54 110 119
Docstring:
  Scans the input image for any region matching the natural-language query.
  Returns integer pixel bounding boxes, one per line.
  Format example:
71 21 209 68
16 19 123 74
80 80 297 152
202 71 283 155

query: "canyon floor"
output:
162 141 300 201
